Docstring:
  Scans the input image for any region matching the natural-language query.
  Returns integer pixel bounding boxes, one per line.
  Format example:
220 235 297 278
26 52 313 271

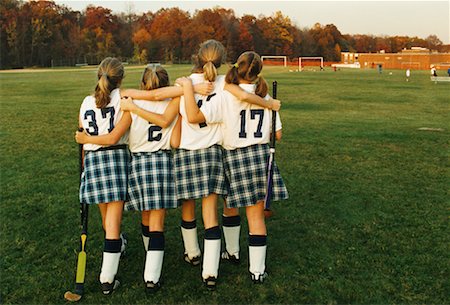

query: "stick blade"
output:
75 251 86 283
64 291 82 302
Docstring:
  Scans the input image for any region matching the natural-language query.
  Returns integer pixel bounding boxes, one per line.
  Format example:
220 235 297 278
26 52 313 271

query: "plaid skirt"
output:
174 145 227 200
126 151 179 211
80 147 130 204
223 144 289 208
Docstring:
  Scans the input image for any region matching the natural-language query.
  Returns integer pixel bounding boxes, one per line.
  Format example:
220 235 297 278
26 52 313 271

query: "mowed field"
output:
0 65 448 304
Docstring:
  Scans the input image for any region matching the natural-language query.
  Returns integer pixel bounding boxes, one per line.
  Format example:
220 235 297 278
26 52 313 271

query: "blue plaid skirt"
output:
80 147 130 204
174 145 227 200
126 151 179 211
223 144 289 208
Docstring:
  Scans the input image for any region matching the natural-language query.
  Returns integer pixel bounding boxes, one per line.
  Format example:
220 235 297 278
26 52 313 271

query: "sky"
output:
54 0 450 44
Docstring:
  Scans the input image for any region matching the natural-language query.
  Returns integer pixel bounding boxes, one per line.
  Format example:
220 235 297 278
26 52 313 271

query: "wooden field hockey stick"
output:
263 81 277 213
64 128 89 302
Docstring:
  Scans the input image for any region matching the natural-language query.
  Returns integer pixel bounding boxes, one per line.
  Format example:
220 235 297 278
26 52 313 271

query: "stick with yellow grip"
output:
64 129 89 302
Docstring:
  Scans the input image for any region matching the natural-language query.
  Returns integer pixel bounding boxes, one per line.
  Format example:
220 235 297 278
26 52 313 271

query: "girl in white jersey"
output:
76 57 131 295
77 65 190 293
176 40 281 289
184 51 289 284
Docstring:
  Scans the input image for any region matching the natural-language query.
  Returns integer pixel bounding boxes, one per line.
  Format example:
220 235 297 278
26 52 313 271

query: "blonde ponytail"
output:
203 61 218 82
192 40 225 81
95 57 124 108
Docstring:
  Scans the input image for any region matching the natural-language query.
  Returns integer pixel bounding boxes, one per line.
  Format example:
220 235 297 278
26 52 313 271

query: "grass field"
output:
0 65 448 304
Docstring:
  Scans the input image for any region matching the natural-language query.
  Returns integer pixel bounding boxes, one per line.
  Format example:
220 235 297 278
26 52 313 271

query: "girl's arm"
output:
176 77 206 124
224 83 281 111
121 82 213 101
75 111 132 145
170 116 182 149
121 96 180 128
276 130 282 141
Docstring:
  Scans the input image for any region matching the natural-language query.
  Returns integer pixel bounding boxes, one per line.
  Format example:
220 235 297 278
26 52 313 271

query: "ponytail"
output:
203 61 218 82
225 65 239 85
94 57 124 108
254 75 268 97
192 40 225 81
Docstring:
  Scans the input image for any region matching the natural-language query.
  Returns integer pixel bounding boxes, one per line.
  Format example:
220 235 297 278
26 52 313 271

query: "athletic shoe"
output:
101 279 120 295
183 253 201 266
145 281 161 293
251 272 268 284
120 233 128 255
203 276 217 290
221 250 240 265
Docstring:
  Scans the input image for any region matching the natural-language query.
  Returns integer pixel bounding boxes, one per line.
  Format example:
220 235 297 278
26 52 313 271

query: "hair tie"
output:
101 72 108 78
233 63 239 68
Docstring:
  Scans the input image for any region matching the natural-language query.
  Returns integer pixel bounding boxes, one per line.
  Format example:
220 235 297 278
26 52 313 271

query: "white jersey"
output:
201 83 282 150
178 73 225 150
79 88 129 151
128 99 176 153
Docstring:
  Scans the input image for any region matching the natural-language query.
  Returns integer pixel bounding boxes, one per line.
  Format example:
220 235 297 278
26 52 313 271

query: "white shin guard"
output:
181 227 201 259
249 245 267 276
100 252 121 284
223 225 241 258
202 239 221 279
144 250 164 283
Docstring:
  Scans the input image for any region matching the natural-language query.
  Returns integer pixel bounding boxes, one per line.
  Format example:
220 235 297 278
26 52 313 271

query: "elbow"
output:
239 92 251 102
187 116 202 124
107 135 121 145
153 91 163 101
276 130 282 141
187 116 196 124
159 120 170 128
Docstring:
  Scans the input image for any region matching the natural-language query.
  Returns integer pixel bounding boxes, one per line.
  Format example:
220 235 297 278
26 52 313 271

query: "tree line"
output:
0 0 445 69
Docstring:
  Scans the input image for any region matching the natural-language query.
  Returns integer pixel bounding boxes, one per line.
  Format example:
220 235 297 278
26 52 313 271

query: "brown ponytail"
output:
254 76 268 97
95 57 124 108
225 65 239 85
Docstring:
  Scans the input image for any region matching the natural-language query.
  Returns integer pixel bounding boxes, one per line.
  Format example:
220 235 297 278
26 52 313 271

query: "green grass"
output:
0 65 448 304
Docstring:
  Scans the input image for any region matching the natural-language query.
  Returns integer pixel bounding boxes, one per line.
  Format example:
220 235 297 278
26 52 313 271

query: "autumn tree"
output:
148 8 190 63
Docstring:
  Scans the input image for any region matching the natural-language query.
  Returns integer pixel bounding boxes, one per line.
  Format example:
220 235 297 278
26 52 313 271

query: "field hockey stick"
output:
263 81 277 211
64 128 89 302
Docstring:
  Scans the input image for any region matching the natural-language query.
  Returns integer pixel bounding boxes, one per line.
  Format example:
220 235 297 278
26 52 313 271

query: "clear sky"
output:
54 0 450 44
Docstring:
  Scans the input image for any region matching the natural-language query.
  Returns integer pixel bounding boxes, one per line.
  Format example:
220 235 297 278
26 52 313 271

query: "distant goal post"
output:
299 57 324 71
261 56 287 67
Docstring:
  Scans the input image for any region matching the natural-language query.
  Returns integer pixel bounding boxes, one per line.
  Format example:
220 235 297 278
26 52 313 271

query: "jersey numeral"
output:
239 109 264 138
83 107 115 135
148 124 162 142
197 93 216 128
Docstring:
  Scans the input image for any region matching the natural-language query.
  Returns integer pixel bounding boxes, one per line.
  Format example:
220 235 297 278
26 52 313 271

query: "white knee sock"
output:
202 226 221 279
248 235 267 276
144 250 164 283
99 239 122 283
144 231 165 283
181 220 201 259
222 215 241 258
